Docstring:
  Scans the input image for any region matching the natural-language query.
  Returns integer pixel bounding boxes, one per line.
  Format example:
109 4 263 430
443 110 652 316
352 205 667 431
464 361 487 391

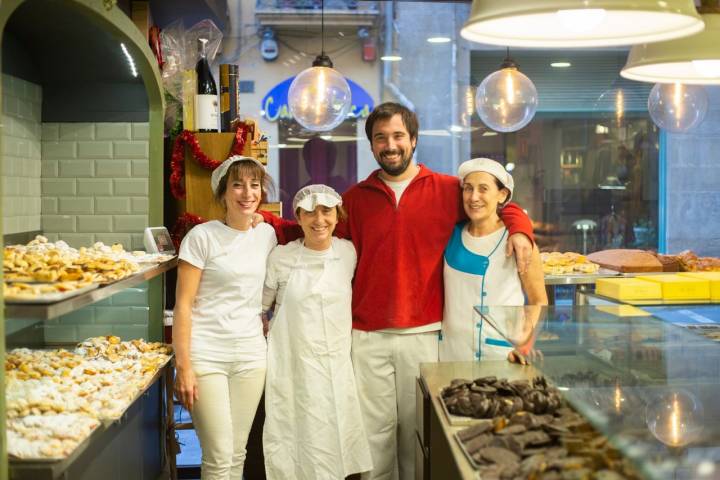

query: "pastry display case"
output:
420 305 720 480
0 0 170 478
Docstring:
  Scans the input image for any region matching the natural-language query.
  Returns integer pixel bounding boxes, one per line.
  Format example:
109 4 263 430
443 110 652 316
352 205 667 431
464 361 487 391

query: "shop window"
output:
277 118 359 218
472 117 659 254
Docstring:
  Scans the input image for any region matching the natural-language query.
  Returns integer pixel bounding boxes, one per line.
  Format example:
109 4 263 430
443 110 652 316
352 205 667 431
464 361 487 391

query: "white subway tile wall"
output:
45 284 151 344
41 121 150 250
1 75 154 343
2 74 42 234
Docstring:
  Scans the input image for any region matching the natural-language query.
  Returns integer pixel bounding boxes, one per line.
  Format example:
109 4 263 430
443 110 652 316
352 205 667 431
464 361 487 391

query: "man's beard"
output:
376 148 413 177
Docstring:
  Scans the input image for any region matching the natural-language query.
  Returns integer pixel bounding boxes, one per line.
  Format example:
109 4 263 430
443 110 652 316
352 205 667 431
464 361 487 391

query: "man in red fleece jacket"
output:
263 103 534 480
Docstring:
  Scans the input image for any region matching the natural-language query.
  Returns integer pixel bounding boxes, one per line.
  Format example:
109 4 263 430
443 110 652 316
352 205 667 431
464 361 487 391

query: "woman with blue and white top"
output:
440 158 547 362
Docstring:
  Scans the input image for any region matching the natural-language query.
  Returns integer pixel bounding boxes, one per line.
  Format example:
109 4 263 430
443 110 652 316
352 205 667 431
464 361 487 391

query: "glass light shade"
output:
475 67 538 133
647 82 708 133
646 391 704 448
622 14 720 85
288 66 352 132
461 0 703 48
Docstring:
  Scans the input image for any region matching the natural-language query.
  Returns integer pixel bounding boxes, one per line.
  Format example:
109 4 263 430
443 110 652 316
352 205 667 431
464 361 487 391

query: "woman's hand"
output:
175 366 199 411
507 348 543 366
506 233 533 274
252 213 265 227
262 311 270 337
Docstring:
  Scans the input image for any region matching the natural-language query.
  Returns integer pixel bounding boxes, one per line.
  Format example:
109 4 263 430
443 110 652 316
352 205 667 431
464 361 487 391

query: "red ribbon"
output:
169 124 251 200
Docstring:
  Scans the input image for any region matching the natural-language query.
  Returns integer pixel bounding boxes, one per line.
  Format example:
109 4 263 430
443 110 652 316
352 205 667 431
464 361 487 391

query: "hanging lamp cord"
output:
321 0 325 56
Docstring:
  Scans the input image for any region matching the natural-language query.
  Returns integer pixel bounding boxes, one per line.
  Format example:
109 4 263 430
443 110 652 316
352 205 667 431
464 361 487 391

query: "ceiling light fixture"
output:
460 0 704 48
427 36 452 44
622 12 720 84
475 49 538 133
120 43 138 78
380 54 403 62
287 0 352 131
551 62 572 68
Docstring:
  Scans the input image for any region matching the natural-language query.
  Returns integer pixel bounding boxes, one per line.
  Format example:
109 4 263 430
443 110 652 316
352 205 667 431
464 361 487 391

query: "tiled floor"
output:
174 405 201 468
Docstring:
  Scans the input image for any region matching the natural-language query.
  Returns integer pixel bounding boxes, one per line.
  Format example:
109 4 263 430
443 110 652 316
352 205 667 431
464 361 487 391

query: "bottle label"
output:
195 94 219 131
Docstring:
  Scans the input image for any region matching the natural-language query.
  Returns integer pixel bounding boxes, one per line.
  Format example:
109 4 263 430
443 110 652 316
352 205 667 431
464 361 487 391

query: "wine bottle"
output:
195 38 219 132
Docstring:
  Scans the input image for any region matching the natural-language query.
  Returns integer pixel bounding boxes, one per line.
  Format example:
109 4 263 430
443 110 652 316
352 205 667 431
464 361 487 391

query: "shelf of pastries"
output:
3 235 177 321
6 336 172 470
541 251 619 286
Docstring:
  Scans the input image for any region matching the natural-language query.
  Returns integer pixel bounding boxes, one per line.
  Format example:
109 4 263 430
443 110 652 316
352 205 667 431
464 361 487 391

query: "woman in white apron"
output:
174 156 277 480
262 185 372 480
440 158 547 363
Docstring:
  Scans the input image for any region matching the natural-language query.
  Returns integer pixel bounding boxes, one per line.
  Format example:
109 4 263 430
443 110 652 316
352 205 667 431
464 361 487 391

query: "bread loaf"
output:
587 249 663 273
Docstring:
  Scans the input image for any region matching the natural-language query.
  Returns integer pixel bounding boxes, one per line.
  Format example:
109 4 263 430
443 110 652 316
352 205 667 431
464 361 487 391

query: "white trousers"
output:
191 360 266 480
351 330 439 480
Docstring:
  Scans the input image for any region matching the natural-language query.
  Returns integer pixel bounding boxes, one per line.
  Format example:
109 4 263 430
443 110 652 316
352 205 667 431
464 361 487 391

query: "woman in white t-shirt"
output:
174 155 277 480
440 158 547 363
262 185 372 480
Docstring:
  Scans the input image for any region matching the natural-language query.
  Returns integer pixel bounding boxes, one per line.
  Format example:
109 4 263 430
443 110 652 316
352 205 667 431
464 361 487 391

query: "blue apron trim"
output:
484 338 512 348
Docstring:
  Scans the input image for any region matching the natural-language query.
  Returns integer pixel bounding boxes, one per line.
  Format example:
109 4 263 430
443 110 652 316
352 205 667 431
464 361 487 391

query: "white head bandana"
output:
457 157 514 204
293 184 343 214
210 155 266 195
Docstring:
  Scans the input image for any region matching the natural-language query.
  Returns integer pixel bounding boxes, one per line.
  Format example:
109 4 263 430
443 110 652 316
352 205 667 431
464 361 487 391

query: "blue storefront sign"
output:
261 76 374 122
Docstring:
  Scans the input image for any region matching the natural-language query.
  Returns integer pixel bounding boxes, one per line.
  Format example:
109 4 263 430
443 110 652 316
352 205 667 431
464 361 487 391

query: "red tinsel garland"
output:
171 212 207 250
169 125 249 200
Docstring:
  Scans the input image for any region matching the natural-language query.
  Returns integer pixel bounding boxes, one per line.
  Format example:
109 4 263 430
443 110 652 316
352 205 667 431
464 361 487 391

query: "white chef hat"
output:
457 157 514 203
293 184 343 214
210 155 266 195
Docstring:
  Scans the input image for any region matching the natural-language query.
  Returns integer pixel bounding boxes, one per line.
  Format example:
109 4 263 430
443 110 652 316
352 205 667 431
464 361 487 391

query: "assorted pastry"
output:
5 336 172 460
3 236 174 301
446 376 641 478
541 251 600 275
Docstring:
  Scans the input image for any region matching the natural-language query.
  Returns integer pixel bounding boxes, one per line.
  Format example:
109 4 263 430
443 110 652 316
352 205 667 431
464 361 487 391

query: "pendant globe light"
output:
475 50 538 133
288 0 352 132
647 82 708 133
621 8 720 84
460 0 704 48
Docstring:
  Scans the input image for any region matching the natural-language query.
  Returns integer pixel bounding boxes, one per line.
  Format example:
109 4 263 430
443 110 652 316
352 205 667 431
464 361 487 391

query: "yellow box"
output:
636 274 710 300
596 278 662 301
678 272 720 300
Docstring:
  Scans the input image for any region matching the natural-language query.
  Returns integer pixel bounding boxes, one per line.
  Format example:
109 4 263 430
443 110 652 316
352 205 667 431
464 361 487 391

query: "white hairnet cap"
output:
457 157 514 203
293 184 343 213
211 155 266 195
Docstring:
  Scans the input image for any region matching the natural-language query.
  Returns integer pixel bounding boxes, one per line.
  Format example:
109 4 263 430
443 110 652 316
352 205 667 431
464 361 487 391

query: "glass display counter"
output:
473 305 720 479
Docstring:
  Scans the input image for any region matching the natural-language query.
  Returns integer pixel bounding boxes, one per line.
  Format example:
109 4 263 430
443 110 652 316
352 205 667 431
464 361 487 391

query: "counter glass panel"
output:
472 305 720 480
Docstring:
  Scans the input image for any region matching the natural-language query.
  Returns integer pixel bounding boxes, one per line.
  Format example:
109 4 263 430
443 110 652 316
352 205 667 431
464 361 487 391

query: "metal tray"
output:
4 283 99 304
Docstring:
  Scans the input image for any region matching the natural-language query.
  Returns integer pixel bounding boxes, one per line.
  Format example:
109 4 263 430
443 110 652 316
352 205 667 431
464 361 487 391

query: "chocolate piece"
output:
518 430 552 447
479 447 521 465
497 424 527 436
471 383 497 394
457 420 493 441
464 433 493 454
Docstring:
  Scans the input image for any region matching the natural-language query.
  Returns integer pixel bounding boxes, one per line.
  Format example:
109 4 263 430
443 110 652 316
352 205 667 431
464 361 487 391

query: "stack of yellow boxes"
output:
596 278 662 301
596 274 713 303
678 272 720 301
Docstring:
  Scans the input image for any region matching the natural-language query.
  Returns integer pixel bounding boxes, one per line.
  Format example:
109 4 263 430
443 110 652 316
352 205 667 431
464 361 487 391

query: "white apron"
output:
440 224 525 361
263 242 373 480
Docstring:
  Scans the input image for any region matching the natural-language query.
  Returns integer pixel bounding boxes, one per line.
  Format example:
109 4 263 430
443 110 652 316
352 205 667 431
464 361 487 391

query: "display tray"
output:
438 392 483 426
99 355 173 426
9 361 171 471
544 268 620 285
8 421 102 464
4 257 177 320
4 283 99 304
453 432 483 470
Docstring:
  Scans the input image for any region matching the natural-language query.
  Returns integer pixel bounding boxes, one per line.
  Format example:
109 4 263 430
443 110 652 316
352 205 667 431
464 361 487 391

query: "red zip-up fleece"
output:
261 164 534 331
